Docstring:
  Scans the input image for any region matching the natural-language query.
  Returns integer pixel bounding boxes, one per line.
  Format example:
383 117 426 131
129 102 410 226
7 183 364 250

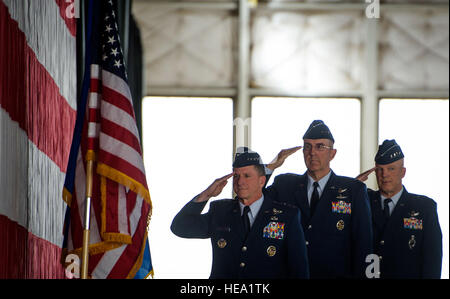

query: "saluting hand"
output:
194 173 234 203
266 146 303 171
356 167 376 182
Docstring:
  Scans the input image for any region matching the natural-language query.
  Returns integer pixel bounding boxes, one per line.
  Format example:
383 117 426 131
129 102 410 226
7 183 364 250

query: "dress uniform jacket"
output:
368 188 442 279
170 192 309 279
265 171 373 278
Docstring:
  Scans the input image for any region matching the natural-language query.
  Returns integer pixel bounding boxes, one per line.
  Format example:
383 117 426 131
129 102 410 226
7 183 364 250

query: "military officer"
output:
265 120 373 278
170 148 309 279
357 139 443 279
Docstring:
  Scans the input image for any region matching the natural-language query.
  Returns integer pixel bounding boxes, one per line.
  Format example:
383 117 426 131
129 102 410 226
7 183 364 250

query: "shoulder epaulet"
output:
211 198 235 204
409 193 436 205
272 200 297 210
333 174 364 186
209 198 235 208
280 173 302 178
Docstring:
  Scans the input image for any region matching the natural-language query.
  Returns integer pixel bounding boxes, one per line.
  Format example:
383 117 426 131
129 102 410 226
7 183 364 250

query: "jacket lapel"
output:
294 174 310 220
246 195 272 241
310 171 336 220
371 191 386 232
231 199 246 241
385 187 409 231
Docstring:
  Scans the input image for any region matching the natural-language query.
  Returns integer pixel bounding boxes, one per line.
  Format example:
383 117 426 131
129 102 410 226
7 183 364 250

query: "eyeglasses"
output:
303 143 333 152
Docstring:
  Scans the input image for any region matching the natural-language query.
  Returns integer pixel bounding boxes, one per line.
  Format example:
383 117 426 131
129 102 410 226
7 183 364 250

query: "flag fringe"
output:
63 187 73 206
145 270 154 279
97 162 152 207
62 163 152 276
65 239 123 259
127 232 152 279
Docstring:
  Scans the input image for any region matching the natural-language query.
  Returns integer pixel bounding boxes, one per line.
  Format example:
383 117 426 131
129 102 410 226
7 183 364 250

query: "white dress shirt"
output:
239 195 264 228
380 187 404 216
306 171 332 205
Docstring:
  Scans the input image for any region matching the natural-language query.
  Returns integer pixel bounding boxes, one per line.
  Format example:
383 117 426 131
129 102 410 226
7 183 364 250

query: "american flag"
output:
0 0 76 278
63 0 153 278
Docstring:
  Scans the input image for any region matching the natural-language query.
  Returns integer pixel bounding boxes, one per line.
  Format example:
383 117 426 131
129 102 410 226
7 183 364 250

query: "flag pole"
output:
81 159 94 279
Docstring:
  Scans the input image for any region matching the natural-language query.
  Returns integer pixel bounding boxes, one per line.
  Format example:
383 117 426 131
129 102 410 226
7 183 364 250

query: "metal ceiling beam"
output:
146 87 236 97
256 2 366 11
249 88 363 98
134 1 448 11
378 90 450 99
132 0 237 10
256 2 448 11
145 87 450 99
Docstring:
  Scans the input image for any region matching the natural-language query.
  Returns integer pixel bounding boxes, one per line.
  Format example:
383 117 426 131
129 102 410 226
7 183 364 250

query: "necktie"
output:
242 206 251 236
310 182 320 216
383 198 392 220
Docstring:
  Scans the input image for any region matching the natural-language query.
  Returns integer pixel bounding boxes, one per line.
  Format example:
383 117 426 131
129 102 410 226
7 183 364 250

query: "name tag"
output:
331 200 351 214
263 221 285 240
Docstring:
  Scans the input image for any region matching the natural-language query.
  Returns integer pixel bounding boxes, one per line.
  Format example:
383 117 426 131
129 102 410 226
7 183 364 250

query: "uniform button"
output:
305 241 309 246
379 256 383 260
308 225 312 229
380 240 385 245
241 246 247 252
240 262 245 268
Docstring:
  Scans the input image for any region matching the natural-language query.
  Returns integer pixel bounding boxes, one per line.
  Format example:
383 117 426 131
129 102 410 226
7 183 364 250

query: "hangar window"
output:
142 96 233 278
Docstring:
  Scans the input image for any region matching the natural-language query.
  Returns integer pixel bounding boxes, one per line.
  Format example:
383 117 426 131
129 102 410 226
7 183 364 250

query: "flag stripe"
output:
101 117 142 155
88 108 101 123
109 200 149 278
94 193 147 278
0 1 77 172
98 150 148 189
27 142 68 244
102 85 136 118
88 92 101 109
103 180 120 236
126 191 137 230
3 0 77 110
54 0 77 37
101 183 132 240
0 215 66 278
0 109 28 228
90 79 102 93
101 70 134 113
118 186 129 235
88 122 100 139
99 133 146 176
100 181 134 242
101 100 140 141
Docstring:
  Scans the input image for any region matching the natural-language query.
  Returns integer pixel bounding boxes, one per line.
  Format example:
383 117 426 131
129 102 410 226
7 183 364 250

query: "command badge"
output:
217 238 227 248
336 220 345 231
266 245 277 257
408 235 416 250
